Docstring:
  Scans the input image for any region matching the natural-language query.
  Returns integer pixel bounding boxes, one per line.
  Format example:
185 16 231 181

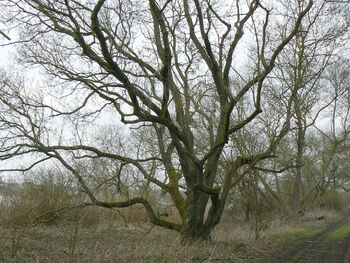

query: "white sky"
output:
0 3 348 183
0 43 11 66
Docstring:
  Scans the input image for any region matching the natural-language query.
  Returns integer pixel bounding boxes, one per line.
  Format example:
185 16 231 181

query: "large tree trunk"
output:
176 154 215 242
180 184 226 242
181 187 211 242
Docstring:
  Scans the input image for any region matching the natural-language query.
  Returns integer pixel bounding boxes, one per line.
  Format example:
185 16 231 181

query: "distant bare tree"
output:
256 0 348 212
312 59 350 196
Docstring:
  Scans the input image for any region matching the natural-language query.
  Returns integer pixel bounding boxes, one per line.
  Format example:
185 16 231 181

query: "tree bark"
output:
292 123 305 212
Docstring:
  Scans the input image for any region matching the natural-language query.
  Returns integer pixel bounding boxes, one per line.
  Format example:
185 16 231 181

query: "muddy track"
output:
271 211 350 263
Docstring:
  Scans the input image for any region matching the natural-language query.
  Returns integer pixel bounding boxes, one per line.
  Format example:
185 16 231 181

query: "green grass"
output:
266 210 344 244
289 227 323 240
325 219 350 240
265 221 330 245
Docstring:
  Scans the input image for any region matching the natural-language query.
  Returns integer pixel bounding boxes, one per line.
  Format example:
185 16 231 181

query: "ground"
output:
262 210 350 263
0 224 263 262
0 209 348 262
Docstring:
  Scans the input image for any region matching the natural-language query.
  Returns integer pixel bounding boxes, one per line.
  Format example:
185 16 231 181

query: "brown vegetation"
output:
0 176 347 262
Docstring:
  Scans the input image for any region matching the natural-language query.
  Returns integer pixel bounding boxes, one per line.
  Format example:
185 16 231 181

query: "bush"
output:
0 169 77 227
319 190 345 211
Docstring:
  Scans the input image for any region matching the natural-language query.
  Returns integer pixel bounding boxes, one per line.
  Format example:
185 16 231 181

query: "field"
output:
0 207 338 263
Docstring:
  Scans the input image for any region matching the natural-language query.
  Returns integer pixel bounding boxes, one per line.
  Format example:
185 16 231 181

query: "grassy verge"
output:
251 209 345 262
325 218 350 240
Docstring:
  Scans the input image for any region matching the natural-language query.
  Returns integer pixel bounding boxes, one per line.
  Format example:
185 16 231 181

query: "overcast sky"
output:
0 41 10 66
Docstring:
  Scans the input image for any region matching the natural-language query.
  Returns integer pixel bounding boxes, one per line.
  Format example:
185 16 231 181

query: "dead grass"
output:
0 223 258 263
215 208 337 241
0 208 341 263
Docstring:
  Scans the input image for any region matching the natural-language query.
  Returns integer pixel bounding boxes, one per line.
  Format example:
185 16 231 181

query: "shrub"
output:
0 169 77 227
319 190 345 211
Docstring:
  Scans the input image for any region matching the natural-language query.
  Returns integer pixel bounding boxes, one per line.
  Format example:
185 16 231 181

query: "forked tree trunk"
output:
181 221 211 243
180 188 212 242
180 192 225 243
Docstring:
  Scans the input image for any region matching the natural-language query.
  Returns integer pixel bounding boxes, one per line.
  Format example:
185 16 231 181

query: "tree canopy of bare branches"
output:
2 0 348 242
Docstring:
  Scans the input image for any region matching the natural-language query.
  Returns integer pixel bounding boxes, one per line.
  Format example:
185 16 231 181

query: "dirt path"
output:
267 211 350 263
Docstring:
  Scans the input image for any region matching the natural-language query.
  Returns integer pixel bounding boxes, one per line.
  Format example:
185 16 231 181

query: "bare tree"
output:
264 0 348 212
0 0 315 241
312 59 350 197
